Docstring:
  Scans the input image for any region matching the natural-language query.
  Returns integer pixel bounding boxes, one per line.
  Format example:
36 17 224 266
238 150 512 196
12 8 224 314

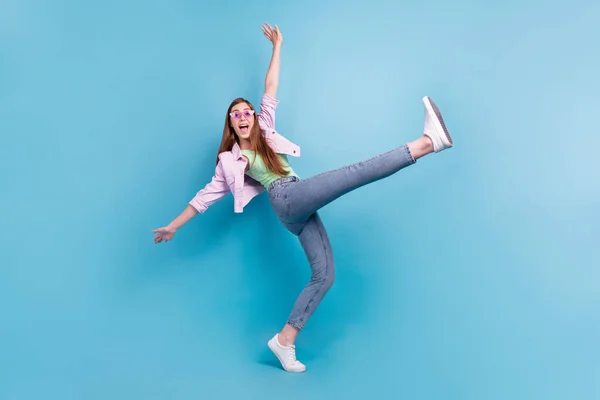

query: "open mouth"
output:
239 123 249 133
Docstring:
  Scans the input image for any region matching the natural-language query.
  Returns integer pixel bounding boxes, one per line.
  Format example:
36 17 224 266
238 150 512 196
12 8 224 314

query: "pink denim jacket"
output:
189 93 301 214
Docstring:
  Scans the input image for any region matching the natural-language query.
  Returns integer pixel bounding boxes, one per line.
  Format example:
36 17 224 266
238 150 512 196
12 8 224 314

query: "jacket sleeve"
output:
188 160 230 213
257 92 279 131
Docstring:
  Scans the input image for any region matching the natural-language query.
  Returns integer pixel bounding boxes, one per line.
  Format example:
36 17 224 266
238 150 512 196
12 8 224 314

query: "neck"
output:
238 138 252 150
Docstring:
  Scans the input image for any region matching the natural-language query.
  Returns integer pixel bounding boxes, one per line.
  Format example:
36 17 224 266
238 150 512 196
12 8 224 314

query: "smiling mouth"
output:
239 124 249 133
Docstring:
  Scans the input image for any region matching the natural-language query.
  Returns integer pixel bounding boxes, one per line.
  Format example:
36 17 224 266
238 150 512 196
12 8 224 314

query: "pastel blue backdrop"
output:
1 0 599 399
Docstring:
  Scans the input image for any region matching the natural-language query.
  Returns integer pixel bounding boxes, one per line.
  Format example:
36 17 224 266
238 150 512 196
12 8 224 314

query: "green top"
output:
241 149 299 189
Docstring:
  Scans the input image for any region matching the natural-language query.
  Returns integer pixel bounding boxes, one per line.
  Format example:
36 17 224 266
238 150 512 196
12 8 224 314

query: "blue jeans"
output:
267 144 416 330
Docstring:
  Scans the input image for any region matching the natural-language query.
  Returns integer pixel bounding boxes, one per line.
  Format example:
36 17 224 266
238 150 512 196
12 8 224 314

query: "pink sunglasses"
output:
230 110 255 120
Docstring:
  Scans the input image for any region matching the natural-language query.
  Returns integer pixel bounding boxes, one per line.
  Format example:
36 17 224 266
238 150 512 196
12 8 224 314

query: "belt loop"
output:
268 176 298 191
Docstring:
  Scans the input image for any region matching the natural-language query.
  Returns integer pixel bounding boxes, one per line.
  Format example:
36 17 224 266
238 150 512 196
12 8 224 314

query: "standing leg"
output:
267 212 334 373
287 212 334 331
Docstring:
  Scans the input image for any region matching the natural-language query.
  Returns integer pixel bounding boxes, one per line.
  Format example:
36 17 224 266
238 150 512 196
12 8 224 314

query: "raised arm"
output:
262 23 283 98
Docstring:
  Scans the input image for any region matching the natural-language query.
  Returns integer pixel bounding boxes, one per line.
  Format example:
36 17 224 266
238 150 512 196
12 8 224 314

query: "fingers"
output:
153 227 164 244
261 22 278 39
154 235 168 244
262 28 272 40
153 231 174 244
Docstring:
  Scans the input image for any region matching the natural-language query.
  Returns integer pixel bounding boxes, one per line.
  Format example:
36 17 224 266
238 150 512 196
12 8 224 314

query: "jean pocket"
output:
268 189 289 218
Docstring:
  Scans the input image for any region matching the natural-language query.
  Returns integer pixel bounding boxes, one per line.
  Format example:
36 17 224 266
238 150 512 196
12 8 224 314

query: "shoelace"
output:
287 345 298 364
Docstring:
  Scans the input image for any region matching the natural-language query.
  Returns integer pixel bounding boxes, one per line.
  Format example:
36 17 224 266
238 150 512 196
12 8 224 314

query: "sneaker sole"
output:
267 338 306 373
423 96 453 148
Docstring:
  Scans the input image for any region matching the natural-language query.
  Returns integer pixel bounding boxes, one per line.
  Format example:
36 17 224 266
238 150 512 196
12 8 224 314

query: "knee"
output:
323 268 335 291
313 261 335 291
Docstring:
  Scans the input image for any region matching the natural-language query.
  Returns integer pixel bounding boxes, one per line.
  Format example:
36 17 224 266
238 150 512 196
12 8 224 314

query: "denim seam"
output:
286 320 304 330
403 143 416 164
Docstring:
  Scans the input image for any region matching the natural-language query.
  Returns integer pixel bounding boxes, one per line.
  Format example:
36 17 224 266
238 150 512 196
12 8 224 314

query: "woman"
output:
152 23 453 373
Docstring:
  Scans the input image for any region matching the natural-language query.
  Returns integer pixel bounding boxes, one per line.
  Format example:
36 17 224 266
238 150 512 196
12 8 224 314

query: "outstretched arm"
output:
262 23 282 98
152 161 230 244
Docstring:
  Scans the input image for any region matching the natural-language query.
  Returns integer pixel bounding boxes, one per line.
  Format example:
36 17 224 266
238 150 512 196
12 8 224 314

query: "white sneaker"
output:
422 96 453 152
268 334 306 373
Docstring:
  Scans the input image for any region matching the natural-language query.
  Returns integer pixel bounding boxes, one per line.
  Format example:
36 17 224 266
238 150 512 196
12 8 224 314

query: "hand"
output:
152 225 177 244
262 23 282 47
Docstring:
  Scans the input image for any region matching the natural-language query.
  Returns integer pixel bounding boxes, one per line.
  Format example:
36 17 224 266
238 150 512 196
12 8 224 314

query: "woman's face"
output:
229 102 255 141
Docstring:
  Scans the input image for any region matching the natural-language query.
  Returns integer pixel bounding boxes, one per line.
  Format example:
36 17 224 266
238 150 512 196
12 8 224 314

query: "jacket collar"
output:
231 142 243 161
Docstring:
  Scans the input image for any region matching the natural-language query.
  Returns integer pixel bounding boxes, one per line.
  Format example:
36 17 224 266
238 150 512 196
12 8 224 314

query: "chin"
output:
236 128 252 140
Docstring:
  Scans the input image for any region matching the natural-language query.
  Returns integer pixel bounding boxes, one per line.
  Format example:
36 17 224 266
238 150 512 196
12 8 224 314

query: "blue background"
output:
1 0 599 398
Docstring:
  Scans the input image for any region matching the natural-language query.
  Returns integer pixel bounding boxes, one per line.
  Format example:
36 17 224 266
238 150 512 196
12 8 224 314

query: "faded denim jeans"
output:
267 144 416 330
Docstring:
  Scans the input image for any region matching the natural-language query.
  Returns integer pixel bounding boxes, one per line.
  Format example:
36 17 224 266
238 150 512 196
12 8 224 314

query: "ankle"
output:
278 332 295 347
422 134 434 152
408 135 434 160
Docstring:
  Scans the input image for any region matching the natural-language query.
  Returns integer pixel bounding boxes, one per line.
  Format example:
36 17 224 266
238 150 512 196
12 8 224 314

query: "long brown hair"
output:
216 97 290 176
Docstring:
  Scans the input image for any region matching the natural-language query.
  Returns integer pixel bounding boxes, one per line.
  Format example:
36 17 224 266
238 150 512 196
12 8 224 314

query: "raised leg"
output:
283 144 416 223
